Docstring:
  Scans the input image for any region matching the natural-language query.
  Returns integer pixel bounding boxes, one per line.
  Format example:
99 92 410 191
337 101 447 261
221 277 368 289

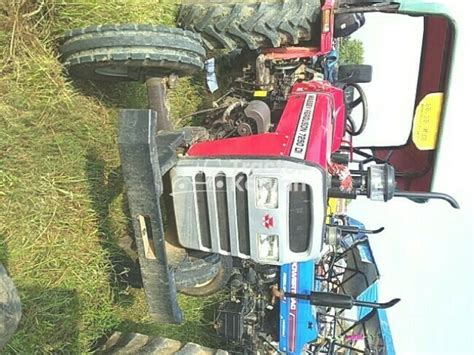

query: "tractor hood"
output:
187 81 346 169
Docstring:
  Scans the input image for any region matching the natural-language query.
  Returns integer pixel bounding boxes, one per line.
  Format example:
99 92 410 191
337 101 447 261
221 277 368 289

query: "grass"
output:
0 0 220 353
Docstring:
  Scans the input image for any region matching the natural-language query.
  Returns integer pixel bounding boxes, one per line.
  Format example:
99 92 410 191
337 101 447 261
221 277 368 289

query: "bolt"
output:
167 74 178 89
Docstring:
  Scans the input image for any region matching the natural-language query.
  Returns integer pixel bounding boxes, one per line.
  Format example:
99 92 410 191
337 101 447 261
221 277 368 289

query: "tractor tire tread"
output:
97 331 230 354
0 264 21 349
177 0 321 50
60 25 206 81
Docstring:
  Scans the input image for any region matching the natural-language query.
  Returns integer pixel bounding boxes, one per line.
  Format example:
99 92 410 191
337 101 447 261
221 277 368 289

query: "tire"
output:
340 0 388 4
181 254 233 297
60 25 206 81
0 264 21 349
338 64 373 83
96 332 229 354
334 12 366 38
177 0 321 51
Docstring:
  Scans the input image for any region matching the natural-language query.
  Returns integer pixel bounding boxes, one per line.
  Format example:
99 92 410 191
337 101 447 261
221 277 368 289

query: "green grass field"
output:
0 1 364 352
0 1 222 353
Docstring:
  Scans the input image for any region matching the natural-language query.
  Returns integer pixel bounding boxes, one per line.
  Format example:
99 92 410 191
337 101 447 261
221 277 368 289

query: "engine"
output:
195 50 328 142
215 262 280 353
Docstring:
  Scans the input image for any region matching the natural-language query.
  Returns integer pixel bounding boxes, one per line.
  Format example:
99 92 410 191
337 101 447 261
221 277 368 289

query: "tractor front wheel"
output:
180 254 233 297
60 25 206 81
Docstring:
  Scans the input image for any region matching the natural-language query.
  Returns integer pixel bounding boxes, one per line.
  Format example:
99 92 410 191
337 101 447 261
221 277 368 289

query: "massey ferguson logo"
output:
262 214 274 229
291 93 317 160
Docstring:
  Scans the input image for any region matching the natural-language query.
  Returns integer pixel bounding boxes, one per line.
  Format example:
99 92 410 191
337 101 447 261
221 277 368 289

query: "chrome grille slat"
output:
205 175 220 253
215 174 231 253
226 177 242 257
194 172 212 249
235 173 251 256
200 172 250 256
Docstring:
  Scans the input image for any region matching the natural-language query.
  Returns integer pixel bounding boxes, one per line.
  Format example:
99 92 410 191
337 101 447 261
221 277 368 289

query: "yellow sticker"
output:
326 198 340 223
254 90 268 97
413 93 444 150
326 198 349 223
327 198 338 215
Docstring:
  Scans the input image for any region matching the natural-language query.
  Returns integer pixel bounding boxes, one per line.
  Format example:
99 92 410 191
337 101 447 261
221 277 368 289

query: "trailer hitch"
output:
284 291 400 310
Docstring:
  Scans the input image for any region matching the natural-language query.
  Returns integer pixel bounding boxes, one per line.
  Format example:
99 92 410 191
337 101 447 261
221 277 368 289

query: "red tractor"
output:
60 1 458 346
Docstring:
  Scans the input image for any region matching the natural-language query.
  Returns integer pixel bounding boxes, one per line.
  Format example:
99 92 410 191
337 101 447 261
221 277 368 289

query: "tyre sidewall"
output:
0 264 21 349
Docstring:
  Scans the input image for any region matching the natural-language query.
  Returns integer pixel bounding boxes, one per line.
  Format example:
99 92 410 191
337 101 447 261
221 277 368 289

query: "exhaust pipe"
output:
394 191 460 209
284 291 400 310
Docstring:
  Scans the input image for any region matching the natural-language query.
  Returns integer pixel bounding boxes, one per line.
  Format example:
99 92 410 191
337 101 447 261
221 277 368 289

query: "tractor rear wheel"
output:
60 25 206 81
0 264 21 350
177 0 321 51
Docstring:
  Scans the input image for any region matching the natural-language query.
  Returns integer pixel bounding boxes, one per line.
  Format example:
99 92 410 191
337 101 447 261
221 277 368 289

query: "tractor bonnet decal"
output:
291 93 317 159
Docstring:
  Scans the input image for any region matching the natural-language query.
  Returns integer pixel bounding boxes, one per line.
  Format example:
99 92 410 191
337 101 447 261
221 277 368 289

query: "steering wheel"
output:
343 83 368 136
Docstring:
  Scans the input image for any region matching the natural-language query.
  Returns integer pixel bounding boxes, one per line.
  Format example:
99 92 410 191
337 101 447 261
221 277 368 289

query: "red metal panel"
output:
373 16 453 192
260 0 334 61
187 133 289 157
187 92 309 157
188 80 346 170
305 94 331 168
319 0 335 54
262 47 325 61
328 85 346 152
416 16 451 101
275 90 306 135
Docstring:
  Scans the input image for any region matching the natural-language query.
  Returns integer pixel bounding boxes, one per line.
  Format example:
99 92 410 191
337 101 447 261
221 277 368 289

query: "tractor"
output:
59 0 458 353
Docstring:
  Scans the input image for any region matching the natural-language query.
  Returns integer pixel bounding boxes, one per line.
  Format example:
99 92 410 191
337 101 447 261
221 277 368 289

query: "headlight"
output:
258 234 279 261
368 164 395 202
256 177 278 209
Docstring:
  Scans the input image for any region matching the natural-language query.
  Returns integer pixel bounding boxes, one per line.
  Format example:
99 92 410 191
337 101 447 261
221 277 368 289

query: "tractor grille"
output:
289 183 312 253
172 158 327 265
182 171 252 258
